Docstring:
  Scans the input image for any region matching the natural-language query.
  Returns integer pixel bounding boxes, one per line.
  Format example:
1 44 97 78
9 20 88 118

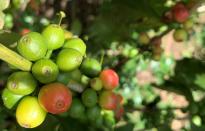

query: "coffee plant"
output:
0 0 205 131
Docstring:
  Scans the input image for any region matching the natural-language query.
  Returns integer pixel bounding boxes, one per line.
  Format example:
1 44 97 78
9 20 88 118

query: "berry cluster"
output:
137 2 195 60
164 2 194 42
1 20 123 128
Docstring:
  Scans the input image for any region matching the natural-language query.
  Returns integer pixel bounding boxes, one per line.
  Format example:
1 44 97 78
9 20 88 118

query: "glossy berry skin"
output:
80 58 102 78
68 98 85 119
100 69 119 90
38 83 72 114
63 38 86 56
81 88 98 107
94 115 103 128
103 111 116 127
2 88 24 109
172 3 189 23
57 69 82 85
32 59 59 84
17 32 47 61
64 30 73 40
99 91 118 110
90 77 103 91
86 106 101 121
56 48 83 72
6 72 37 95
16 96 47 128
173 28 188 42
42 24 65 50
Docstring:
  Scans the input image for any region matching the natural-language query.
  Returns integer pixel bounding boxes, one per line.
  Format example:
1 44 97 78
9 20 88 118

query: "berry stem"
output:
45 50 53 59
100 50 105 66
58 11 66 25
0 43 32 71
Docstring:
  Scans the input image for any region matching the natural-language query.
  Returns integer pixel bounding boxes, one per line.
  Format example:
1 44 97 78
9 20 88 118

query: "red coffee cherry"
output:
172 3 189 23
100 69 119 90
38 83 72 114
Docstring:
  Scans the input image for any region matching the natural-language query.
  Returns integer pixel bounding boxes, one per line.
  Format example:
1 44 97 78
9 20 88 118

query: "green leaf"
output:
0 31 21 47
195 74 205 90
89 0 167 44
191 124 205 131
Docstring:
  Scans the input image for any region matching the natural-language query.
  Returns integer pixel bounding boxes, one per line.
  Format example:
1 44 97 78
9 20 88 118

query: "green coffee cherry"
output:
90 77 103 91
183 19 194 30
6 72 37 95
56 48 83 72
103 111 115 128
192 115 202 126
173 28 188 42
57 69 82 85
81 88 98 107
42 24 65 50
17 32 47 61
63 38 86 56
94 115 103 128
2 88 24 109
80 58 102 78
69 98 85 119
138 33 150 45
32 59 59 84
86 106 101 121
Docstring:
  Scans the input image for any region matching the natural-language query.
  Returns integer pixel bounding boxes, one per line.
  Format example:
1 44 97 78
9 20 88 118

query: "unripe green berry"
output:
183 19 194 30
138 33 150 45
90 77 103 91
173 28 188 42
32 59 59 84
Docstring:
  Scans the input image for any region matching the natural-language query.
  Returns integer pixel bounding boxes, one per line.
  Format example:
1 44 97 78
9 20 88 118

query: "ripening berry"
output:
173 28 188 42
99 91 118 110
90 77 103 91
172 3 189 23
138 33 150 45
16 96 47 128
38 83 72 114
100 69 119 90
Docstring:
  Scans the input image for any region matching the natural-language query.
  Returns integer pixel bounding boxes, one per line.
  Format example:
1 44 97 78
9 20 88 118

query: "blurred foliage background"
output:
1 0 205 131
